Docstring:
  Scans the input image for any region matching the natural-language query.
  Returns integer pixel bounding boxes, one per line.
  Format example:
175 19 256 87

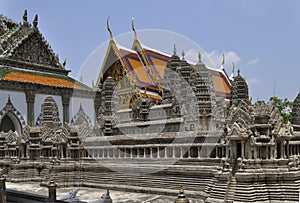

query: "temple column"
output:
180 147 183 158
143 148 146 158
61 93 71 125
25 90 35 127
198 147 201 159
216 147 219 159
164 147 167 158
150 148 153 158
173 147 175 158
157 147 160 158
287 141 290 158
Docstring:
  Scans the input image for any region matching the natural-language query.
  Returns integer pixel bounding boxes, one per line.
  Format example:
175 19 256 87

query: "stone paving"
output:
6 182 203 203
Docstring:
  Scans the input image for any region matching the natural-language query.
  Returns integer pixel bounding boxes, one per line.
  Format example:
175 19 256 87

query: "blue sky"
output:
1 0 300 102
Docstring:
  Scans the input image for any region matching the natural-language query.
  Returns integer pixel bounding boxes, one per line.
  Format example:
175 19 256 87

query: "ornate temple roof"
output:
0 11 91 92
97 17 232 104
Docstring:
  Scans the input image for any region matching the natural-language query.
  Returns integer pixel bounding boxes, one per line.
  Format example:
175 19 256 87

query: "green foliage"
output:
254 96 293 124
269 96 293 124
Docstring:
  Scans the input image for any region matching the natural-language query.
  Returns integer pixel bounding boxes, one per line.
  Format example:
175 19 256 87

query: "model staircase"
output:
224 175 236 202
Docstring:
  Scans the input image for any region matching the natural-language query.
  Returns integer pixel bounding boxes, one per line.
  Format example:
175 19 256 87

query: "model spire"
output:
198 52 202 61
173 44 177 55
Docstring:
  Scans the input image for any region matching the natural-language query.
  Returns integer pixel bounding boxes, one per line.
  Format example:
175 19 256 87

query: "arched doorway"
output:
0 97 26 135
0 112 22 135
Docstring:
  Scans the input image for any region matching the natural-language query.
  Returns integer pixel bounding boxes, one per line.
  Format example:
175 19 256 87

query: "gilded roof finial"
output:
182 50 185 60
198 52 202 61
232 62 235 76
7 95 11 104
173 44 177 55
221 53 225 65
62 57 67 67
107 16 113 40
132 16 137 38
238 68 240 76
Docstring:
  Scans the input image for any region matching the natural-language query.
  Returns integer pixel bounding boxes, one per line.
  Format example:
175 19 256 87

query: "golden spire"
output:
107 16 113 40
232 62 235 75
221 53 225 65
132 16 137 39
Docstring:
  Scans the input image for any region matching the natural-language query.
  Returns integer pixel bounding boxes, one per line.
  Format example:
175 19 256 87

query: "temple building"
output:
0 11 300 203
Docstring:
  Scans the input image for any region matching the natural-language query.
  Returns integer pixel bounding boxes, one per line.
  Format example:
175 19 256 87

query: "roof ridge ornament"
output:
182 50 185 60
33 14 38 28
132 16 137 39
221 53 225 65
238 68 240 76
106 16 113 40
232 62 235 76
23 9 28 23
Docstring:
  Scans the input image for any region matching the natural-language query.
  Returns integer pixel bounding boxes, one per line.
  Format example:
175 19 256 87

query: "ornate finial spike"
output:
8 95 11 103
238 68 240 76
232 62 235 75
198 52 202 61
173 44 177 55
107 16 113 39
23 9 28 23
221 53 225 65
33 14 38 28
182 50 185 60
132 16 136 32
62 57 67 67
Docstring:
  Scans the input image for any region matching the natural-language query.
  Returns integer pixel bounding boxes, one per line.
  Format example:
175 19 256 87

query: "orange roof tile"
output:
3 72 84 90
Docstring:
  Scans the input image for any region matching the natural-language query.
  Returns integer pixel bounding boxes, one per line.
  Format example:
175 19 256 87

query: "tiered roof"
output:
0 11 92 92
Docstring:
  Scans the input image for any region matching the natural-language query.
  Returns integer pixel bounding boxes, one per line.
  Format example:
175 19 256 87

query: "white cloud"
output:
247 58 259 65
247 78 261 86
184 49 241 70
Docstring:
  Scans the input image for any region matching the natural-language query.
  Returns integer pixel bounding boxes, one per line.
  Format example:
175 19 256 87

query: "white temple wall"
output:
0 90 27 123
70 97 94 125
35 94 63 125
